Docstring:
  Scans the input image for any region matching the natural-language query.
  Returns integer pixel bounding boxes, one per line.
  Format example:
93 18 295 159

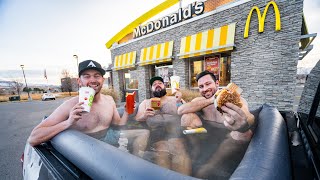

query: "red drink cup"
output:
126 92 135 114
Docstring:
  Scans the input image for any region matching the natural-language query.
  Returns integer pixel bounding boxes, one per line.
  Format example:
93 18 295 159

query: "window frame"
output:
188 54 231 89
306 81 320 143
124 70 139 90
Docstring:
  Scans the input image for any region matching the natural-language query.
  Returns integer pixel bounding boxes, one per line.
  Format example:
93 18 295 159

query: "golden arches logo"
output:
244 1 281 38
172 81 179 88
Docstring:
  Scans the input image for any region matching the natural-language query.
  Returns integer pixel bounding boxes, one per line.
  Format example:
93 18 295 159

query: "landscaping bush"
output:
0 96 9 102
101 88 122 102
58 92 79 98
166 88 201 102
20 94 42 101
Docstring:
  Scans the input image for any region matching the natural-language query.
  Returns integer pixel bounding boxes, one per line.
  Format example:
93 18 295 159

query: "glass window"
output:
103 72 112 88
190 60 204 88
125 72 138 89
219 56 231 86
155 65 173 88
205 56 220 80
190 55 231 88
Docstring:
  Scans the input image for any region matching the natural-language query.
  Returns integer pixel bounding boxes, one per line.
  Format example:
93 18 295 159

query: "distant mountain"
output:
0 69 63 86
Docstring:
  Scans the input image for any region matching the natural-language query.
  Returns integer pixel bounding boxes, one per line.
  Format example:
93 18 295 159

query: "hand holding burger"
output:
214 83 254 133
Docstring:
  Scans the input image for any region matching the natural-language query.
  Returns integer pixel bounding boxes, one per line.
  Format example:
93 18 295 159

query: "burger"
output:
214 83 243 113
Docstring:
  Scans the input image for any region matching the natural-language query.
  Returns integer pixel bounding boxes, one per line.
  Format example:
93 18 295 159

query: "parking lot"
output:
0 98 68 179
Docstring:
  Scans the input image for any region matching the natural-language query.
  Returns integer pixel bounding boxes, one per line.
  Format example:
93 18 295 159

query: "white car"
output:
42 93 56 101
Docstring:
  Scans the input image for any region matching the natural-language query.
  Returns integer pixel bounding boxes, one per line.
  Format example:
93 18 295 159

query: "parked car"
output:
42 93 56 101
22 65 320 179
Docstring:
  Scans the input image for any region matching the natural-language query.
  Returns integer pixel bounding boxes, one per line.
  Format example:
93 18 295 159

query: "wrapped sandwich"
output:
150 97 161 110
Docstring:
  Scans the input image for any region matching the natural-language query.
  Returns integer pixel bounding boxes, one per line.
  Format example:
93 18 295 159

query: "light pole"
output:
20 65 32 101
73 55 79 72
73 54 79 90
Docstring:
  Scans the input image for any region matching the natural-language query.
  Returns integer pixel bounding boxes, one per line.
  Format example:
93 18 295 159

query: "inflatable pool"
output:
50 104 291 179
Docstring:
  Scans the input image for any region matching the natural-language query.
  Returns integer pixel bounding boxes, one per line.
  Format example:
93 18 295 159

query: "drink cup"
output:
151 97 161 110
79 87 95 113
126 91 135 114
171 76 180 94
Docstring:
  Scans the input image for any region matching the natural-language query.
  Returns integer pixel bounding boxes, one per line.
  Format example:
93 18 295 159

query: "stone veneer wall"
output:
231 0 303 111
110 0 303 111
133 66 152 101
298 60 320 116
173 58 189 88
112 71 122 104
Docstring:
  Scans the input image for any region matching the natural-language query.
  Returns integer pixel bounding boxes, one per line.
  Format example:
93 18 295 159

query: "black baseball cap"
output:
78 60 106 76
149 76 164 86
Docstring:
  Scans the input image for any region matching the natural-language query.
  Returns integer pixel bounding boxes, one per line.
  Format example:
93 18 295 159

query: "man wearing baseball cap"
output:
135 76 191 175
28 60 146 150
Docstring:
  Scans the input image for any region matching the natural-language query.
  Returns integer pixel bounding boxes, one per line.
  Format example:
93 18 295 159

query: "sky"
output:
0 0 319 86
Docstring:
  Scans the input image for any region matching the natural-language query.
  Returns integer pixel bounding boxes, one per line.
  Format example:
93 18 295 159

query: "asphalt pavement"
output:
0 98 70 180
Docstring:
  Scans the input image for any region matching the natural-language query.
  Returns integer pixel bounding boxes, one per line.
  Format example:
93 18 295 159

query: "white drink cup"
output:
171 76 180 94
79 87 95 113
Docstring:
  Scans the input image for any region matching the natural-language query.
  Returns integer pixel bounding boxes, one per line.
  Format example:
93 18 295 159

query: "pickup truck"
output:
22 63 320 180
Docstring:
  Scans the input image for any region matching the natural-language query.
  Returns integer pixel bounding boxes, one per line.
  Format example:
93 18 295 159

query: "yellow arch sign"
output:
244 1 281 38
105 0 179 49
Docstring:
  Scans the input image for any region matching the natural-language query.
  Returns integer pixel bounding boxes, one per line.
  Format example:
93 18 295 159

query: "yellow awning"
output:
178 23 236 59
114 51 136 70
139 41 174 66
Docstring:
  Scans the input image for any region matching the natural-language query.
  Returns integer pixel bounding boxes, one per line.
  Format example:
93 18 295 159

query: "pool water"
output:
117 115 250 180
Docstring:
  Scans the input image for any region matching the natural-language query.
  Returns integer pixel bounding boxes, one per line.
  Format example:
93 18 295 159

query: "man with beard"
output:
28 60 149 157
135 76 191 175
177 70 255 179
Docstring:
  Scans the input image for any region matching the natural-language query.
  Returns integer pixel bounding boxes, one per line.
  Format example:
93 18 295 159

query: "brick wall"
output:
204 0 234 12
112 71 122 103
130 66 152 101
118 33 132 44
172 58 189 88
111 0 303 111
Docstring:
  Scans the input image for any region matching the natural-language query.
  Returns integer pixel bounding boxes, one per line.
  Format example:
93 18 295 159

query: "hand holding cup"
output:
170 76 180 94
67 102 84 127
79 86 95 113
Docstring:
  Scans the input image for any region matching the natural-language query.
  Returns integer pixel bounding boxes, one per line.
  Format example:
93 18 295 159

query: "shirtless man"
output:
177 70 255 179
28 60 149 154
135 76 191 175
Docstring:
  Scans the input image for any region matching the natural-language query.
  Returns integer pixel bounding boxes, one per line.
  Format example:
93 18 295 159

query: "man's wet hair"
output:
196 70 217 82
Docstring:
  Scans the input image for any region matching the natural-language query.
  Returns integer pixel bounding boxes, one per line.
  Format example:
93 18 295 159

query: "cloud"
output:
298 0 320 68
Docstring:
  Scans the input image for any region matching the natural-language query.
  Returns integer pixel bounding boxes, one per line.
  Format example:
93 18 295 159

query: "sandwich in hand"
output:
214 83 243 113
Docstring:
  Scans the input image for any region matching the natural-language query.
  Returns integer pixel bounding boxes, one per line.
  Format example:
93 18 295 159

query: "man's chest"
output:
74 108 112 132
202 104 224 123
159 98 177 115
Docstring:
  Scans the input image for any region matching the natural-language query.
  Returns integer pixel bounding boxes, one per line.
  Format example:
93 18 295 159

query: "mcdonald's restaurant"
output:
107 0 315 111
